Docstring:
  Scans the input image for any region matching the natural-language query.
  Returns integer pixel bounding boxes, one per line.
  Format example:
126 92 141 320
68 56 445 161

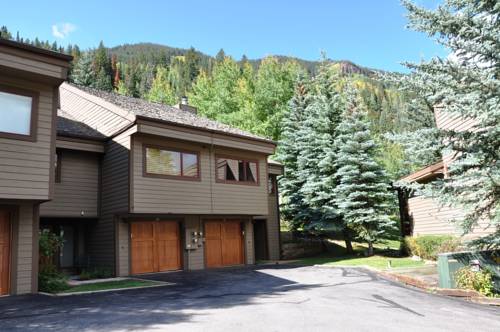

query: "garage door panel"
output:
0 211 11 296
205 222 222 267
131 221 181 274
205 220 243 268
156 222 181 271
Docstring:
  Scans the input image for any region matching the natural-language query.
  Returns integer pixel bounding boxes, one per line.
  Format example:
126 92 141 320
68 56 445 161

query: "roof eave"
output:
135 115 277 147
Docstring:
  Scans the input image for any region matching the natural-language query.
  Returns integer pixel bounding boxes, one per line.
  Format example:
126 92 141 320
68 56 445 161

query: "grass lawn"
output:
292 238 425 270
296 255 425 270
62 279 157 293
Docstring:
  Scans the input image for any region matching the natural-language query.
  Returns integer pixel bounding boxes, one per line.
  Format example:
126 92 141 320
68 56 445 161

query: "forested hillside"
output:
0 25 435 180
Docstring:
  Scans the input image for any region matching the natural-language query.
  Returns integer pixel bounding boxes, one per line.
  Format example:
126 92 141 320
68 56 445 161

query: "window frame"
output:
268 174 276 195
143 144 201 181
215 154 260 186
0 84 39 142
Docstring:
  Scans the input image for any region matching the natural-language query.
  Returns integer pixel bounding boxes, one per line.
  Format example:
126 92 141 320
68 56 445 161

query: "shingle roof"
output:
70 83 273 143
57 109 107 140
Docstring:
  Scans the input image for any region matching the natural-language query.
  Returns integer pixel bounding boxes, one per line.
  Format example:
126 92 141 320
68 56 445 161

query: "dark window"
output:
55 150 62 183
216 157 258 184
145 146 199 179
268 175 276 195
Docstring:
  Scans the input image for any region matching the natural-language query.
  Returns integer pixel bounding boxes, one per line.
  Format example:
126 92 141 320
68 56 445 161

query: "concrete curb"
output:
41 279 171 297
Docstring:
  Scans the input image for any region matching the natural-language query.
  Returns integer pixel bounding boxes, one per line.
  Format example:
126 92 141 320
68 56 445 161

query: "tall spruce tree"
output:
399 0 500 247
333 108 394 256
277 75 312 231
71 52 95 86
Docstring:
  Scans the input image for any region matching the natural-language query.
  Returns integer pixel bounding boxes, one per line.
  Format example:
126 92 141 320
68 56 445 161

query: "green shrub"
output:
404 235 460 260
38 265 70 293
79 267 113 280
455 267 495 297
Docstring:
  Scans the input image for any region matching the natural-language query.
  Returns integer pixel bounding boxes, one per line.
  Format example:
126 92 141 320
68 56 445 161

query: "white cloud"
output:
52 23 76 39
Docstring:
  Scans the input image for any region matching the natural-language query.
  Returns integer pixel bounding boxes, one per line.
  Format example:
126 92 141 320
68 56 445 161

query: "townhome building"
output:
399 107 491 240
0 40 282 295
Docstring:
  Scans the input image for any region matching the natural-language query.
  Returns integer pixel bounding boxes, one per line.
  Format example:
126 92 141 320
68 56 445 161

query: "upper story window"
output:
144 145 200 180
0 85 38 141
216 156 259 185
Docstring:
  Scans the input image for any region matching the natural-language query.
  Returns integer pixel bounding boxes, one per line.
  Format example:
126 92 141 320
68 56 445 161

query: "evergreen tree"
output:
0 26 12 39
71 51 95 86
399 0 500 247
278 76 312 231
92 41 113 91
147 66 177 105
333 108 395 255
215 48 226 62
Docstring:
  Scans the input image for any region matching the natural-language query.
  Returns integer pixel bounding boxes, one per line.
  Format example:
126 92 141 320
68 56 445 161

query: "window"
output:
55 150 62 183
0 86 38 140
268 175 276 195
216 157 258 185
144 146 199 180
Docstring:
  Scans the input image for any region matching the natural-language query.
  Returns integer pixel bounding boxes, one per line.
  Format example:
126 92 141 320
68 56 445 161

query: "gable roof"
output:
67 83 274 144
57 109 107 141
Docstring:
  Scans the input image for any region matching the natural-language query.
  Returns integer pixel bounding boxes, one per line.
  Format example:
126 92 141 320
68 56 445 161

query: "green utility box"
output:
437 250 500 291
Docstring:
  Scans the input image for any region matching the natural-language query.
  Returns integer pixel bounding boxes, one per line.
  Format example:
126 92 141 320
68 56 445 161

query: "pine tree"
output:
400 0 500 247
92 41 113 91
71 52 95 86
333 109 395 256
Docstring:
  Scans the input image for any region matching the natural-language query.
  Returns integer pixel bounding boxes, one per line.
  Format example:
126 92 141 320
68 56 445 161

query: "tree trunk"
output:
367 241 374 256
343 229 354 254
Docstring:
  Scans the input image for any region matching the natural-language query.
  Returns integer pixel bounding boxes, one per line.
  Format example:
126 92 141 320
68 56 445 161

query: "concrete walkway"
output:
0 265 498 331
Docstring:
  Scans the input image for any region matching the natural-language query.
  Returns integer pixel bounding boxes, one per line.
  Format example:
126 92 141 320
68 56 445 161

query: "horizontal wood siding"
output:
409 196 493 239
184 216 204 270
56 138 105 153
0 76 54 200
40 150 100 218
267 190 281 260
13 203 36 294
139 123 275 154
0 46 67 80
132 136 269 215
244 219 255 264
89 130 131 270
59 84 133 137
116 221 129 276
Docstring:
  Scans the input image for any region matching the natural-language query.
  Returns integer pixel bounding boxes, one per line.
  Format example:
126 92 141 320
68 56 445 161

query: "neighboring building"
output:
0 41 282 296
399 107 491 240
0 39 72 295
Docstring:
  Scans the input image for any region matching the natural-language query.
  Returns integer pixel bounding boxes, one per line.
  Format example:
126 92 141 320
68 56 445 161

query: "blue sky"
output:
2 0 446 72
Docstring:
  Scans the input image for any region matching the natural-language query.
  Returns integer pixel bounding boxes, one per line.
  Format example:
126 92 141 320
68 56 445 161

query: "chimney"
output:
177 96 197 115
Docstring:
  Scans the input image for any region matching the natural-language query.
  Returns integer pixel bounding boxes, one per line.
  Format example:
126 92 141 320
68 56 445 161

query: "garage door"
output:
130 221 181 274
205 220 244 268
0 210 11 296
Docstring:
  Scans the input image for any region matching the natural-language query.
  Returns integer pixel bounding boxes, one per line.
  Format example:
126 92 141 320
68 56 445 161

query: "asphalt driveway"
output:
0 265 498 331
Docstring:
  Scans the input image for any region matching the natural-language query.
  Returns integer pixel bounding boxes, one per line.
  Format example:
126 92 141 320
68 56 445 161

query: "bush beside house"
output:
404 235 460 260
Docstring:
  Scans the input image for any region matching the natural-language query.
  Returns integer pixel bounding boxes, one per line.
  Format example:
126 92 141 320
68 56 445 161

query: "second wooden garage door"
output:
0 210 11 296
205 220 244 268
130 221 181 274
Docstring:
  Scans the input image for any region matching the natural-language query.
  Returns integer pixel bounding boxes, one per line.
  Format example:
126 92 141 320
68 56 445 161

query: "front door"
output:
0 210 11 296
205 219 244 268
130 221 181 274
253 220 268 261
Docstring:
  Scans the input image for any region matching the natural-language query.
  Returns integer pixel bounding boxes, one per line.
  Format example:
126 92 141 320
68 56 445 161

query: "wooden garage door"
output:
130 221 181 274
0 211 11 296
205 220 243 268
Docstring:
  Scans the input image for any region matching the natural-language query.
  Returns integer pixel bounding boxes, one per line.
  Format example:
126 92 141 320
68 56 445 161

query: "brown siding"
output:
184 216 204 270
40 150 100 218
0 46 67 80
244 219 255 264
11 203 37 294
409 196 492 239
132 136 269 215
0 76 54 200
56 138 105 153
266 190 281 260
90 130 131 269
